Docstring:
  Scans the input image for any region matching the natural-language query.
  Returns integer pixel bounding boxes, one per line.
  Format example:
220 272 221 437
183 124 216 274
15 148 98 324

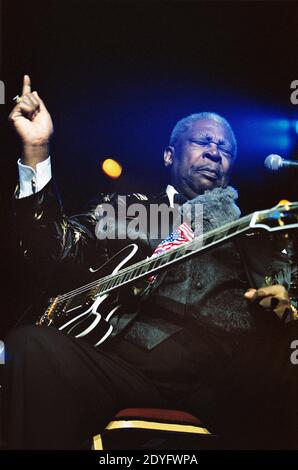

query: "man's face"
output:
164 119 235 199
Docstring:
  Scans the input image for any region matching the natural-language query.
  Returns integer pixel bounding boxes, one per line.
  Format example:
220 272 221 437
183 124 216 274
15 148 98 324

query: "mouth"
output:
194 168 219 181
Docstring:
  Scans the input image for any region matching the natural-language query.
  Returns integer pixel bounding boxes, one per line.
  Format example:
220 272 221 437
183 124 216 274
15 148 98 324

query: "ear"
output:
164 146 175 167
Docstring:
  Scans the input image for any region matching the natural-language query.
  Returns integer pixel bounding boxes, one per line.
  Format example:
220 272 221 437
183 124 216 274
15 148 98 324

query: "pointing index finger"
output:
22 75 31 96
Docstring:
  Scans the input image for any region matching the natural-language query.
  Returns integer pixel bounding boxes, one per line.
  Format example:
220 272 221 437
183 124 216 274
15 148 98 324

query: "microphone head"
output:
264 154 283 171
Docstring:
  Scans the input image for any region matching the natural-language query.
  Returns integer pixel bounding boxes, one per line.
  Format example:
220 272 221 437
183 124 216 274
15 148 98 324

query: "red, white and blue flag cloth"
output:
152 222 194 256
148 222 194 283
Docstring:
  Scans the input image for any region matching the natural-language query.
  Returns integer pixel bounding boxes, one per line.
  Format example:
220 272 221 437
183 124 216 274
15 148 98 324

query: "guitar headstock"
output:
250 200 298 232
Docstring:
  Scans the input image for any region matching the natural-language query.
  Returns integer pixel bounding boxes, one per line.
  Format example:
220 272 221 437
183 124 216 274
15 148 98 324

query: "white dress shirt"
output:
17 156 52 198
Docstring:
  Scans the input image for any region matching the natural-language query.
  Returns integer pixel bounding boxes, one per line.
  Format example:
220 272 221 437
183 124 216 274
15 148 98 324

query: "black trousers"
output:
3 318 298 449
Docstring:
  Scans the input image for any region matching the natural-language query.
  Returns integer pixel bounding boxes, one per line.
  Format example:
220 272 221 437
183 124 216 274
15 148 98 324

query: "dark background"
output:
0 0 298 336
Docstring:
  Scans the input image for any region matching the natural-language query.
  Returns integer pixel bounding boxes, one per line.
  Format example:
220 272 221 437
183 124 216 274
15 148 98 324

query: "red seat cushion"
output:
114 408 203 426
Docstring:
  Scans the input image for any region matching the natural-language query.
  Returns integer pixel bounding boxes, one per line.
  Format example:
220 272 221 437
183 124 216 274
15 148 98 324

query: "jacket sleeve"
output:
12 180 109 289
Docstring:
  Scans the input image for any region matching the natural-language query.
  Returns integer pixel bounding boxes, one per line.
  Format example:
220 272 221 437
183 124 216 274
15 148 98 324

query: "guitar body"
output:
56 292 121 347
37 244 142 346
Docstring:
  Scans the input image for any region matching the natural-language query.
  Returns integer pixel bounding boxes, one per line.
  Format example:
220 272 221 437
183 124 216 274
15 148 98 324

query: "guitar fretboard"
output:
56 212 253 303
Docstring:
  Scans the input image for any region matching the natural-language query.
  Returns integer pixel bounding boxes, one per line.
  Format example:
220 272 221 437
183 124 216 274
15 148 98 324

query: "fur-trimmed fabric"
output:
181 186 241 233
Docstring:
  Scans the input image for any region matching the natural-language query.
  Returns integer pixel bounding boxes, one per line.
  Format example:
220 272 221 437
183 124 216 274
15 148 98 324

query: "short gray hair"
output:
169 112 237 158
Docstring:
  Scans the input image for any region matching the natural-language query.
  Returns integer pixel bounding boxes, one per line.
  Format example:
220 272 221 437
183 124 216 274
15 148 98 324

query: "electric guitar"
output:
36 201 298 346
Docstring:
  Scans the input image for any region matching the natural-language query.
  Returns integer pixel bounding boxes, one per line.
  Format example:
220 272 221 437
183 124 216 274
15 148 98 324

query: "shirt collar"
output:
166 184 179 208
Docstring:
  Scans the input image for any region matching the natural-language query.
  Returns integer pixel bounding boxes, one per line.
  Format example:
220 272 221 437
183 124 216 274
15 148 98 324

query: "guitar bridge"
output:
37 297 60 326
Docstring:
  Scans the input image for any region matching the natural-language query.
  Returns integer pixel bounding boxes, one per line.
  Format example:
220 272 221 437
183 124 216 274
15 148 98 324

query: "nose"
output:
202 142 222 163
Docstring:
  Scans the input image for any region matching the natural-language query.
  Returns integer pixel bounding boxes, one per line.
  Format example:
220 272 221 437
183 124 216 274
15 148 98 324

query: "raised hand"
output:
9 75 53 168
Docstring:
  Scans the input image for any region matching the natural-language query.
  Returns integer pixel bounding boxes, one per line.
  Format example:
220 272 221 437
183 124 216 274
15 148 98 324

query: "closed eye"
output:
190 139 233 158
219 147 233 159
190 139 210 146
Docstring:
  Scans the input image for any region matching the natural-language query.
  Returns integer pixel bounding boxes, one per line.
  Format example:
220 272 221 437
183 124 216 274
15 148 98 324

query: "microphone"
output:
264 154 298 171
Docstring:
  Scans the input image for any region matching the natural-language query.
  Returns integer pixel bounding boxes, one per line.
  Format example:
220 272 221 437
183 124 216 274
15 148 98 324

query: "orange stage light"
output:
102 159 122 179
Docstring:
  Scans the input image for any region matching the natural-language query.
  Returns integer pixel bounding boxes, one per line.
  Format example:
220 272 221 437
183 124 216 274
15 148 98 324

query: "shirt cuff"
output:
17 156 52 198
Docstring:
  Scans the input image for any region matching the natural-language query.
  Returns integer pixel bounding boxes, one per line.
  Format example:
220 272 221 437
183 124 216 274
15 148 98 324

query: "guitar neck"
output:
93 212 253 296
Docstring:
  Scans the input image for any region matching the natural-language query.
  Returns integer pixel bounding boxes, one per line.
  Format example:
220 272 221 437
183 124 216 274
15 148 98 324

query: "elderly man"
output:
4 76 298 449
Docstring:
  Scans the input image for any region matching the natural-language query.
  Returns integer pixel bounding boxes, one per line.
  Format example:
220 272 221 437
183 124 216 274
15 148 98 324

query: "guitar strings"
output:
51 203 298 305
53 213 253 305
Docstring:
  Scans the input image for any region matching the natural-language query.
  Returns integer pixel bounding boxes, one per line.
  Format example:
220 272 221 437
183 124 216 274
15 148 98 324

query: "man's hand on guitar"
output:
9 75 53 169
244 284 294 323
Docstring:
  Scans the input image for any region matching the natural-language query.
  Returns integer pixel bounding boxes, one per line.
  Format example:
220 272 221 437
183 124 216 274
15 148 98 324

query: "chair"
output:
93 408 218 450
